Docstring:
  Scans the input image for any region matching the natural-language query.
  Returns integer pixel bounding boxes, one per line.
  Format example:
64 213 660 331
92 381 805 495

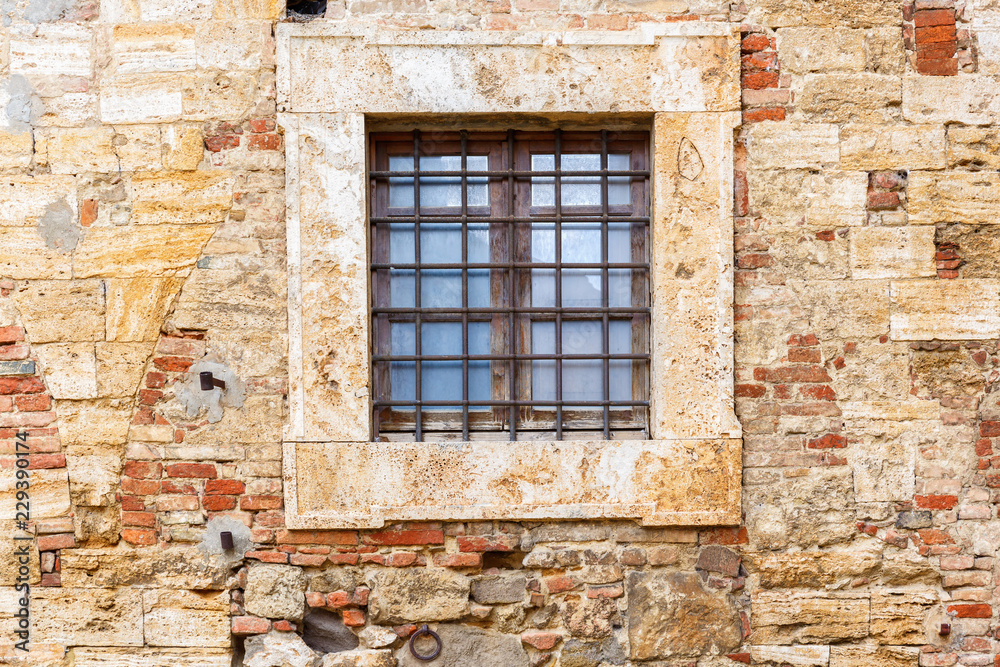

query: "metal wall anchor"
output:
199 371 226 391
408 624 442 661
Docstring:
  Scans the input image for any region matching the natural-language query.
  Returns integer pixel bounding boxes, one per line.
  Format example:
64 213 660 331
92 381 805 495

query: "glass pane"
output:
468 321 490 404
531 320 633 404
389 323 415 402
530 153 631 207
388 155 488 210
389 222 415 307
420 321 491 407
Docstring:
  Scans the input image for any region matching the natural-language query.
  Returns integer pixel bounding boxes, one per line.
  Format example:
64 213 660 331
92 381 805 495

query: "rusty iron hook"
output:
408 624 442 662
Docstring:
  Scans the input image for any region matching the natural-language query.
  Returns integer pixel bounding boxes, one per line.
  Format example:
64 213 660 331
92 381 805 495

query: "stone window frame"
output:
276 23 744 529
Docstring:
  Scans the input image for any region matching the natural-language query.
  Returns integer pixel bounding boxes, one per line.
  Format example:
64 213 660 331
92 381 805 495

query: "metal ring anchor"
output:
408 624 442 662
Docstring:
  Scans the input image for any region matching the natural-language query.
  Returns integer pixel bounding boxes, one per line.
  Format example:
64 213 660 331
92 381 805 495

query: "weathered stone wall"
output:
2 0 1000 665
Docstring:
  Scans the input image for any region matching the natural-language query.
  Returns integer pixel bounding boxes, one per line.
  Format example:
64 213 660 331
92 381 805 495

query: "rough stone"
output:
626 571 741 659
850 226 937 280
321 650 396 667
59 547 229 589
870 589 936 644
368 569 470 625
471 573 526 604
394 624 528 667
68 648 232 667
890 280 1000 340
558 638 627 667
751 590 869 644
244 631 318 667
301 609 360 654
142 589 230 647
32 587 143 646
245 564 308 622
828 645 920 667
908 171 1000 226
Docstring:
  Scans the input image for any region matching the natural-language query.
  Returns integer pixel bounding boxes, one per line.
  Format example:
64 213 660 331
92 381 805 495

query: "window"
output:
370 129 651 442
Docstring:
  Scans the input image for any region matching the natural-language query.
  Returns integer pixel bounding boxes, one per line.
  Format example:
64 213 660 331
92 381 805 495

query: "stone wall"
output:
2 0 1000 665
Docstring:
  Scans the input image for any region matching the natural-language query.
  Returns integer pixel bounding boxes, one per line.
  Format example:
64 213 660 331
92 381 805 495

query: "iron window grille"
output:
370 129 651 442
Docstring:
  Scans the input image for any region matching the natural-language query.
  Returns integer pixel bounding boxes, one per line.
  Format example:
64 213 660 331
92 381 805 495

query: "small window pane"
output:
531 153 631 207
389 155 489 210
531 320 632 404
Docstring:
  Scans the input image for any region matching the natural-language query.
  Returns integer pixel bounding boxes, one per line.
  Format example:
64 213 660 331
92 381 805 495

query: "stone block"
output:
60 546 229 589
182 71 261 120
9 24 92 84
394 624 528 667
750 546 881 589
244 632 317 667
829 645 919 667
96 342 154 397
747 170 867 227
934 223 1000 278
0 467 69 520
69 648 232 667
753 645 830 666
747 122 839 169
178 394 282 444
34 342 97 399
745 468 855 550
0 360 34 375
11 280 105 343
302 609 359 654
111 24 197 74
908 171 1000 225
777 28 866 73
796 73 901 123
196 21 273 70
890 280 1000 340
164 124 205 170
626 571 741 659
55 399 131 451
948 126 1000 170
903 75 1000 125
73 224 216 278
0 130 33 171
322 650 396 667
105 277 184 342
143 589 230 647
115 125 163 172
870 589 936 644
67 452 123 507
744 0 899 27
368 569 470 625
245 563 307 621
471 573 527 604
100 76 184 124
33 587 143 646
37 127 118 174
866 27 906 75
0 228 73 280
850 226 936 280
752 590 869 644
0 520 40 586
796 280 889 339
840 124 946 170
129 171 234 225
0 175 78 227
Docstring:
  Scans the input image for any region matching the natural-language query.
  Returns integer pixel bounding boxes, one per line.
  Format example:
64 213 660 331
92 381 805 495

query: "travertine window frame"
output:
277 23 743 529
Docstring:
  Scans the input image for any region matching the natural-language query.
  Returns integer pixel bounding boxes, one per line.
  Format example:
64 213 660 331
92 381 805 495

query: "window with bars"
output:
370 129 651 442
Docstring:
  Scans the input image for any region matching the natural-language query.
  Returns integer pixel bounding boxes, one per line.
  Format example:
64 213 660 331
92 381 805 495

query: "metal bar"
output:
554 129 563 440
413 131 423 442
373 399 649 407
373 306 649 314
374 352 650 361
461 130 469 442
507 129 516 442
372 216 650 224
601 129 610 440
371 169 649 178
372 261 649 270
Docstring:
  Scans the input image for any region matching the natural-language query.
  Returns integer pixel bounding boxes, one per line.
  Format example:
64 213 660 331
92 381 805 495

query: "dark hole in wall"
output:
302 609 360 654
287 0 327 18
483 551 525 570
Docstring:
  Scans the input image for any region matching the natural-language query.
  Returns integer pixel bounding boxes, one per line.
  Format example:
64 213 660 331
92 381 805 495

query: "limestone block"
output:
948 126 1000 170
143 589 230 647
60 546 229 589
196 21 273 70
0 521 40 586
33 587 143 646
751 591 869 644
626 571 741 659
746 122 839 169
471 573 527 604
911 348 985 399
67 453 123 507
903 75 1000 125
0 175 78 227
34 342 97 399
111 24 197 74
129 171 233 225
870 589 936 644
796 73 901 123
205 329 286 377
245 564 307 621
74 224 216 278
96 342 153 397
749 545 882 589
866 27 906 75
753 645 830 666
744 468 855 550
0 643 65 667
9 24 92 83
850 226 936 280
163 124 204 170
323 650 396 667
368 569 470 625
829 645 919 667
908 171 1000 225
794 279 889 339
846 414 930 503
116 125 163 172
840 124 946 170
976 20 1000 75
182 71 261 120
935 223 1000 278
213 0 284 19
69 648 232 667
55 399 131 451
37 127 118 174
0 130 36 172
744 0 899 27
777 28 866 73
244 631 317 667
747 170 867 227
105 277 183 342
890 280 1000 340
11 280 105 343
36 92 98 127
100 76 184 124
767 230 850 281
394 625 527 667
827 342 911 401
178 394 282 444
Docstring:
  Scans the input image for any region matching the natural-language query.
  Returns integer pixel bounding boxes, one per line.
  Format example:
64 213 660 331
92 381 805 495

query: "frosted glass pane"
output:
420 322 490 406
389 223 414 307
390 323 415 401
531 320 632 403
388 155 488 210
422 271 462 308
531 153 631 207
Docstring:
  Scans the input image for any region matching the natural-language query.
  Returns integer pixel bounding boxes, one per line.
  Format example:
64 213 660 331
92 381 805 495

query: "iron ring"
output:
408 624 442 662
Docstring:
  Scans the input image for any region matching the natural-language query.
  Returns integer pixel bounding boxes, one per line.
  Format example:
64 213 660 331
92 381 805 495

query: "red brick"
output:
165 463 217 478
79 198 98 227
157 495 200 511
800 385 837 401
807 433 847 449
946 603 992 618
387 552 420 567
0 344 29 360
121 496 145 511
124 461 162 479
232 616 271 635
521 631 562 650
352 587 369 606
868 190 901 210
276 529 359 546
737 253 772 269
290 553 329 567
160 480 197 494
918 529 954 545
205 135 240 152
249 134 281 151
156 337 206 357
202 495 237 511
788 348 822 364
246 550 289 563
0 377 44 395
787 334 819 347
329 553 361 565
122 511 157 528
457 534 520 552
272 620 295 632
916 24 957 44
544 575 579 594
363 529 444 546
740 34 771 52
306 592 326 607
432 553 482 567
242 495 284 510
121 478 161 495
27 454 65 469
742 71 779 89
914 8 955 26
741 51 778 71
326 591 351 608
917 41 958 60
152 356 194 373
916 494 958 510
249 118 276 132
138 389 163 406
14 394 51 412
145 372 167 388
977 439 993 456
0 326 25 343
36 533 74 551
938 269 960 279
727 654 751 665
587 584 623 599
204 479 246 495
734 384 765 398
981 422 1000 437
341 609 365 627
40 573 61 587
122 529 157 546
